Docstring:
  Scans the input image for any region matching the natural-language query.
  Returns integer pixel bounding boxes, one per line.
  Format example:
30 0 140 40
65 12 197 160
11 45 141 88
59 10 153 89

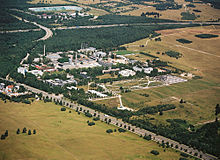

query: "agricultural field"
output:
0 100 194 160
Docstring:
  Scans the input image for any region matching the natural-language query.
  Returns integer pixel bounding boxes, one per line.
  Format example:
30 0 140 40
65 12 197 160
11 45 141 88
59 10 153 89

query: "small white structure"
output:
119 69 136 77
143 67 153 74
29 70 43 76
67 86 78 90
94 51 106 58
133 66 142 72
88 90 107 98
17 67 28 75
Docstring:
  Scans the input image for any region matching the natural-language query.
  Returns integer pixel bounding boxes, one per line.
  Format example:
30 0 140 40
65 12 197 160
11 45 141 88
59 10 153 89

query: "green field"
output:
116 50 136 55
0 100 195 160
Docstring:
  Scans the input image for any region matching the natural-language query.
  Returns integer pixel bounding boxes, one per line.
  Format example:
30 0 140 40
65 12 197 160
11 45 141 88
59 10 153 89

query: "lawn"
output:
0 100 193 160
115 50 136 55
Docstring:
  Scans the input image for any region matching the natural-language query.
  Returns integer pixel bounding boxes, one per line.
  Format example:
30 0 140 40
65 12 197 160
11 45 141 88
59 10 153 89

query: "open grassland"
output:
120 0 220 21
98 25 220 125
125 25 220 82
0 100 192 160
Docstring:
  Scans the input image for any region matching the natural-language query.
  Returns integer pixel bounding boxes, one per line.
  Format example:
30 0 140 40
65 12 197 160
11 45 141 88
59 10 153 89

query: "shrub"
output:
106 129 113 133
85 112 92 118
195 34 218 39
17 128 20 134
33 129 36 134
1 134 6 140
118 128 126 133
165 51 181 58
69 110 71 113
22 127 27 133
93 117 100 121
5 130 8 137
88 122 95 126
28 129 31 135
179 158 188 160
61 107 66 111
150 150 159 155
176 38 192 44
143 135 151 141
180 152 189 157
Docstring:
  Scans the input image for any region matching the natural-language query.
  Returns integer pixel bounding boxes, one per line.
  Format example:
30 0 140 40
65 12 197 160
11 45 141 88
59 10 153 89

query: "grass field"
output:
0 100 194 160
119 0 220 21
97 25 220 125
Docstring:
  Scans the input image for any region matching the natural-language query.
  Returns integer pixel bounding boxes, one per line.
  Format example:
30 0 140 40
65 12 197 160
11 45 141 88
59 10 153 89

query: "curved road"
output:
10 14 53 41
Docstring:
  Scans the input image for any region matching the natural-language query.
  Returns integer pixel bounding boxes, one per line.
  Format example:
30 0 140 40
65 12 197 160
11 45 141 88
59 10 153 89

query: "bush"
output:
150 150 159 155
143 135 151 140
93 117 100 121
195 34 218 39
61 107 66 111
180 152 189 157
85 112 92 118
106 129 113 133
17 128 20 134
118 128 126 133
179 158 188 160
88 122 95 126
165 51 181 58
33 129 36 134
5 130 8 137
28 129 31 135
22 127 27 133
69 110 71 113
1 134 6 140
176 38 192 44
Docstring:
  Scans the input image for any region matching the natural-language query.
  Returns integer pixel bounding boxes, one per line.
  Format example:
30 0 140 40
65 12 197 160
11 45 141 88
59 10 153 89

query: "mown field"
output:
0 100 194 160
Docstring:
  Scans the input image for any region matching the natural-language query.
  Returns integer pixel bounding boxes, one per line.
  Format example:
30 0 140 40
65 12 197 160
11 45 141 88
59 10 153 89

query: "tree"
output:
23 127 27 133
17 128 20 134
106 129 113 133
150 150 159 155
215 104 220 115
33 129 36 134
1 134 5 140
4 130 8 137
28 130 31 135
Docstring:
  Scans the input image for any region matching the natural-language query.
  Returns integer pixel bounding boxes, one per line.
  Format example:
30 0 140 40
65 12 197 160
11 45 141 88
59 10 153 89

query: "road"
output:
8 14 53 41
1 22 220 34
2 78 216 160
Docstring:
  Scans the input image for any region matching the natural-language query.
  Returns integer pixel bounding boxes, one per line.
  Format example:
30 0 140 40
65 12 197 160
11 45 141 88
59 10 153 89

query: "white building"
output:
29 70 43 76
17 67 28 75
133 66 142 72
94 51 106 58
88 90 107 98
143 67 153 74
119 69 136 77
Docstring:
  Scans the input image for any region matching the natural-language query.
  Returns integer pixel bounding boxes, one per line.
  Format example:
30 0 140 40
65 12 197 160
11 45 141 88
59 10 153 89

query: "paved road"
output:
3 79 215 160
1 22 220 34
6 14 53 41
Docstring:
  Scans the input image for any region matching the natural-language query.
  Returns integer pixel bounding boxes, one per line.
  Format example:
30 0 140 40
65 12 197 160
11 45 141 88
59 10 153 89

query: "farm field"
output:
0 100 193 160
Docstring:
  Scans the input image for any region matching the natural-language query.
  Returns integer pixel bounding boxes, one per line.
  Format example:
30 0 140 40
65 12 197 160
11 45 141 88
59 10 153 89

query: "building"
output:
133 66 143 72
29 70 43 77
143 67 153 74
94 51 106 58
102 68 120 74
17 67 27 75
119 69 136 77
88 90 107 98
